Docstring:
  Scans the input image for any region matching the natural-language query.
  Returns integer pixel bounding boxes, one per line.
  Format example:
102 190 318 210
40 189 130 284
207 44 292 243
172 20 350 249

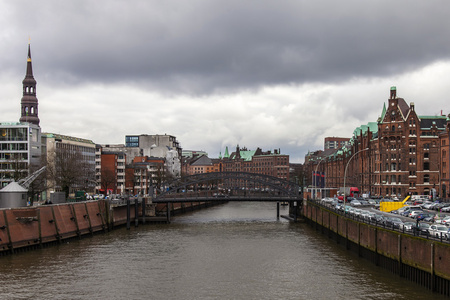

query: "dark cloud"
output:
4 1 450 95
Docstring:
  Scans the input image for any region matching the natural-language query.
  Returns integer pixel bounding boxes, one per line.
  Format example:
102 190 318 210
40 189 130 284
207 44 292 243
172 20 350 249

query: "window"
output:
424 162 429 170
424 174 430 183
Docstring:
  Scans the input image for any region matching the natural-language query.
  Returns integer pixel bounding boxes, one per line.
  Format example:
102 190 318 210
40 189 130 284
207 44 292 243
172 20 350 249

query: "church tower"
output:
19 43 40 126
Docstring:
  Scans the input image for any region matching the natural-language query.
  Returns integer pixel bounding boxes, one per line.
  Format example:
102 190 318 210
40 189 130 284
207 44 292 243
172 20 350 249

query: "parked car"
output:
399 222 415 232
409 210 424 218
441 206 450 213
350 200 361 206
445 228 450 240
441 216 450 226
415 213 434 222
427 225 449 238
435 203 450 211
421 201 434 209
399 206 422 217
384 217 403 228
434 213 447 223
415 223 431 235
370 214 385 224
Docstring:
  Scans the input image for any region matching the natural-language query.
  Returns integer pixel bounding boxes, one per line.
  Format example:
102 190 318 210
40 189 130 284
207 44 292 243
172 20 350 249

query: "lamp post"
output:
312 158 324 200
430 160 440 200
343 148 369 210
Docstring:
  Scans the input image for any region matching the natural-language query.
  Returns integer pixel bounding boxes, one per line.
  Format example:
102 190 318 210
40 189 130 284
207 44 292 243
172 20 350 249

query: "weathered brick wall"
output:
305 201 450 281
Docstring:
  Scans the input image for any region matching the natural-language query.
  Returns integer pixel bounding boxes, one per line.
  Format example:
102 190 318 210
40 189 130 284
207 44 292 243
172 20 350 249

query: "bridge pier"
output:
277 202 280 219
166 202 171 223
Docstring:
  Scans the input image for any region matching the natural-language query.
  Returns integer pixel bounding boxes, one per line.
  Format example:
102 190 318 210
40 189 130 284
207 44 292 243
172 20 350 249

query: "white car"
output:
441 216 450 226
350 200 361 206
441 206 450 212
409 210 424 218
428 225 449 238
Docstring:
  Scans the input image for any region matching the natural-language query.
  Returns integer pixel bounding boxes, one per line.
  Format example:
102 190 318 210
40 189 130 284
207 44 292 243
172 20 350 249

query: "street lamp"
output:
312 157 324 200
343 148 369 210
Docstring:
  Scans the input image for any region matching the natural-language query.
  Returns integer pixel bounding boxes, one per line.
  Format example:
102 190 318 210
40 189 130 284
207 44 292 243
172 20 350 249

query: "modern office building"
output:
41 133 96 199
0 122 41 187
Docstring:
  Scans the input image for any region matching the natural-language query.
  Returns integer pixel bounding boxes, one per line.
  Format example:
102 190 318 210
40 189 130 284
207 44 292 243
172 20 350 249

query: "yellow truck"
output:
379 196 411 212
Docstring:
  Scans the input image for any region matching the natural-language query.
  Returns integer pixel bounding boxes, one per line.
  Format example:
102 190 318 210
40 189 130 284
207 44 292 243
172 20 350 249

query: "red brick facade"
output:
306 87 450 199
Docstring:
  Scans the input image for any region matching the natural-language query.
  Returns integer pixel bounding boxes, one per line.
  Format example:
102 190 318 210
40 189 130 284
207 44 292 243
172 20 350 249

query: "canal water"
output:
0 202 447 300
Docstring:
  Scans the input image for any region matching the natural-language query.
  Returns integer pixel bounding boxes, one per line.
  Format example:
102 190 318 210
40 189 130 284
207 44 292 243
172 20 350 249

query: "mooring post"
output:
126 198 131 230
166 202 171 223
135 198 139 227
142 197 146 225
277 202 280 219
294 201 297 222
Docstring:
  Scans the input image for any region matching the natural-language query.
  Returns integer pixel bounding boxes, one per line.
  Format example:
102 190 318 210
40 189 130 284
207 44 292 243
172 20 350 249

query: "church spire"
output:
20 42 40 126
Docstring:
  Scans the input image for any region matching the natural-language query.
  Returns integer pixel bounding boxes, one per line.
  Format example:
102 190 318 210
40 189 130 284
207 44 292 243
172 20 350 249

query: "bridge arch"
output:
154 171 301 201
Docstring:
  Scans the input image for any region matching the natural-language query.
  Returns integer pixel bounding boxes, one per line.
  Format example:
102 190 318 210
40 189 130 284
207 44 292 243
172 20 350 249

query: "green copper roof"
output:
239 150 257 161
368 122 378 132
224 146 229 158
380 102 387 122
390 86 396 91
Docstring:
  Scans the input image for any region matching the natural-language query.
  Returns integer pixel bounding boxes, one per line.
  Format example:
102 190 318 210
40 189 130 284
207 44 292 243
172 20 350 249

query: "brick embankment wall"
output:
0 200 110 255
0 199 221 255
302 201 450 296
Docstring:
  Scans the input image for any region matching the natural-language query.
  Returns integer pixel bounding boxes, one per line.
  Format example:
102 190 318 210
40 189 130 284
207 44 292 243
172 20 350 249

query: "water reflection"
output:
0 202 446 299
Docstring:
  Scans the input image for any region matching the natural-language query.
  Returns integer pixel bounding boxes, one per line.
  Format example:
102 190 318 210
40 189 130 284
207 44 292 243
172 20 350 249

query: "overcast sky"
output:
1 1 450 162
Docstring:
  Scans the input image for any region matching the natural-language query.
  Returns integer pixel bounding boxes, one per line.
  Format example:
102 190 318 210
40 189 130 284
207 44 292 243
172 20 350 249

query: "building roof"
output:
42 133 95 145
223 146 230 158
397 98 410 119
419 116 447 130
0 181 27 192
190 155 213 166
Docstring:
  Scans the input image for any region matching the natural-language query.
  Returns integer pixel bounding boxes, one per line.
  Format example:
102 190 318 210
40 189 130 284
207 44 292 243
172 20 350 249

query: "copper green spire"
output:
224 146 229 158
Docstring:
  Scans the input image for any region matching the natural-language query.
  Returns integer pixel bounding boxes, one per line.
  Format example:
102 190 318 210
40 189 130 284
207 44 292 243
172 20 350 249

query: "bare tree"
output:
27 160 48 205
100 166 116 195
46 147 91 199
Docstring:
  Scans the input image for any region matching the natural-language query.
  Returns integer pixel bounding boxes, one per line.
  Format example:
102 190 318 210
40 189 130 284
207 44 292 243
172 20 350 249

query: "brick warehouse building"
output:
305 87 450 199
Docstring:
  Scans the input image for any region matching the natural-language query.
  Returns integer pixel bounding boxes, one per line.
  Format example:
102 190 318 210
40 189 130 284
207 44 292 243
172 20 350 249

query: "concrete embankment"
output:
302 200 450 296
0 199 220 255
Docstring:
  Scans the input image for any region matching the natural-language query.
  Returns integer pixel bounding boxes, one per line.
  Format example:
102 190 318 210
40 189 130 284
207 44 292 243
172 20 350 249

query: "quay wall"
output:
302 200 450 295
0 199 215 255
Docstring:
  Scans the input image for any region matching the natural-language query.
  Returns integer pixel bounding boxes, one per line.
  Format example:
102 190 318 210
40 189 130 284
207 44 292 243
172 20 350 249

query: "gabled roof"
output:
397 98 410 119
191 155 213 166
